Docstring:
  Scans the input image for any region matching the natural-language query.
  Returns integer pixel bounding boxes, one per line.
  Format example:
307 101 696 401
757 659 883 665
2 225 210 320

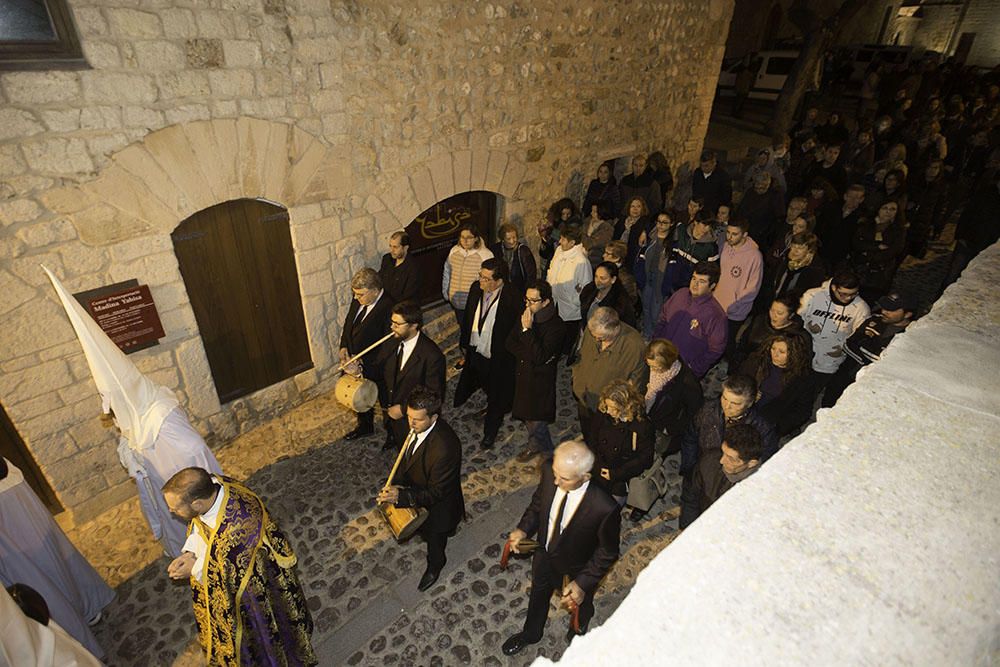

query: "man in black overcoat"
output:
340 268 394 440
378 231 421 304
376 301 446 450
505 279 566 462
502 441 621 655
454 258 520 449
377 387 465 592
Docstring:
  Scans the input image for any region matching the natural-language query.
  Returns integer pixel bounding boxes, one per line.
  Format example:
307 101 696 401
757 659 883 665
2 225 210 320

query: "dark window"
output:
765 57 795 76
0 0 88 70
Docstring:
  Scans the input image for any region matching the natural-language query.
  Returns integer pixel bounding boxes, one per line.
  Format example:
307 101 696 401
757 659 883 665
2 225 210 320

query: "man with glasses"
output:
506 280 566 462
454 259 520 449
798 269 870 400
341 268 394 441
376 301 446 450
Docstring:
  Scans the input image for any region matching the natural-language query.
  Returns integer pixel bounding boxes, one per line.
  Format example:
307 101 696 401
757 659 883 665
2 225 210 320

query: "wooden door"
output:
404 191 498 306
0 404 62 513
172 199 313 403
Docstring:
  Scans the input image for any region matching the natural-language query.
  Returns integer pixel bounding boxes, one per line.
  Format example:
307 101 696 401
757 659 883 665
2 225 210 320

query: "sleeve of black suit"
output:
573 505 621 593
397 434 461 510
339 301 357 351
515 470 547 539
425 345 447 401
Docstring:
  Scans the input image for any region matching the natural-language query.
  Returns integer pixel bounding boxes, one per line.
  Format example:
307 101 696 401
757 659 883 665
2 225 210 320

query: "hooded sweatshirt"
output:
715 237 763 322
798 279 871 373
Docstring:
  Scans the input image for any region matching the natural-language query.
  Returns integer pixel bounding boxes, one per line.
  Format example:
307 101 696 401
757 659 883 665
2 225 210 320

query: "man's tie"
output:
401 430 417 464
548 492 568 549
354 304 368 324
394 342 405 380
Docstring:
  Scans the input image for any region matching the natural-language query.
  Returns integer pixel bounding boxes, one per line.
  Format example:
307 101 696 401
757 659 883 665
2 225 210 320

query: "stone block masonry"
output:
0 0 733 523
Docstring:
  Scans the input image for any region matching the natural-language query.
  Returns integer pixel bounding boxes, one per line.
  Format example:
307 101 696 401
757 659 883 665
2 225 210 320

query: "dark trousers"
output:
420 527 449 573
808 368 835 405
357 408 374 431
525 420 554 454
522 552 595 641
467 351 508 440
385 412 409 448
821 360 861 408
724 318 747 365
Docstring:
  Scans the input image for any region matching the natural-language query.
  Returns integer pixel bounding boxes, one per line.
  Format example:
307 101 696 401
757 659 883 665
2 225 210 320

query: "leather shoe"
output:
501 633 539 656
479 436 495 450
344 426 374 441
565 623 589 643
417 567 440 592
381 433 396 451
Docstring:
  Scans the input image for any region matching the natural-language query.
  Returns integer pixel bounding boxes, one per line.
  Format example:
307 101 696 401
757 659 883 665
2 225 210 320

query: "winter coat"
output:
851 219 906 294
680 400 778 477
489 241 537 296
619 170 662 217
589 412 656 497
506 304 566 423
691 167 733 215
571 324 648 411
612 215 653 270
738 360 814 438
737 187 786 249
664 223 720 293
442 243 493 310
798 280 871 373
547 244 592 322
645 361 704 453
582 178 621 220
579 280 636 329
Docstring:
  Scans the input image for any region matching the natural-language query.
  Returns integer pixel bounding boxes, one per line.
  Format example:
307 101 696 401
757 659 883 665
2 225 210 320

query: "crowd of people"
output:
4 55 998 665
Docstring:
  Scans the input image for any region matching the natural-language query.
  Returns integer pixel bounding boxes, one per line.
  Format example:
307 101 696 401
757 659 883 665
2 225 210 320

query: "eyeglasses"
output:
390 320 408 326
524 297 543 303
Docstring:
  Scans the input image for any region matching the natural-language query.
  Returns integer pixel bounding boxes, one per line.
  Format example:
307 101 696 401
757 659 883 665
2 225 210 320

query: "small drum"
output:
379 502 428 541
335 374 378 412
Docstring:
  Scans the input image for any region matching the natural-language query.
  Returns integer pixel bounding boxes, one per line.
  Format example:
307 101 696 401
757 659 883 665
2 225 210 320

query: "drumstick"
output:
338 331 395 373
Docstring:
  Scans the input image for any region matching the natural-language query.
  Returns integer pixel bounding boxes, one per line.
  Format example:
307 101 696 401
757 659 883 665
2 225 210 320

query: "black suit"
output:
339 292 394 429
395 417 465 571
454 282 519 441
378 253 421 304
377 333 446 446
515 465 621 640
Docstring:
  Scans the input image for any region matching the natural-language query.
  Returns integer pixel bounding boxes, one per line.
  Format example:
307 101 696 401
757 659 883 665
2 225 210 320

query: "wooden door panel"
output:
172 199 313 403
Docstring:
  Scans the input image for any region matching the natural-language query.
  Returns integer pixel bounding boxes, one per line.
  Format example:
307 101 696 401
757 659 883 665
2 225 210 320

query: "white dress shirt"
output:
406 417 438 459
547 480 589 548
398 332 420 370
180 478 227 584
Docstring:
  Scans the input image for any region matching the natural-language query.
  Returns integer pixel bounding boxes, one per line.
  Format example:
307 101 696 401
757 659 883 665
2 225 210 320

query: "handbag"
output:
626 432 669 511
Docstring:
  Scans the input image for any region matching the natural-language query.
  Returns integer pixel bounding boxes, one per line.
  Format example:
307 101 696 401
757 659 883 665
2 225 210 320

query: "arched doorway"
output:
171 198 313 403
404 191 501 306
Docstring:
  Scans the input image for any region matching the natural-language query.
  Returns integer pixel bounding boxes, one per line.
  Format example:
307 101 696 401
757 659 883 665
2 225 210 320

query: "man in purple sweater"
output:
653 262 728 377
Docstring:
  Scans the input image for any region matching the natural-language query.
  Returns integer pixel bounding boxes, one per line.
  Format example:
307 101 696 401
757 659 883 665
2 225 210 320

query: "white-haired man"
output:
502 441 621 655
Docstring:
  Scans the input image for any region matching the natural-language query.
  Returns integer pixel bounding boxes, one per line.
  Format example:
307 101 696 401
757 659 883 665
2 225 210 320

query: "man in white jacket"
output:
798 270 870 399
546 225 593 359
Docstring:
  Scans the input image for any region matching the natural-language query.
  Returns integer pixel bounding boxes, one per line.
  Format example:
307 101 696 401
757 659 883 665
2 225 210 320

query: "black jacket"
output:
681 400 778 477
488 241 537 297
645 362 704 452
378 253 421 305
395 417 465 534
378 332 446 411
339 293 395 381
455 282 519 409
588 413 655 497
739 360 814 438
579 280 636 329
691 167 732 215
612 215 653 271
516 465 621 594
679 452 758 528
506 304 566 423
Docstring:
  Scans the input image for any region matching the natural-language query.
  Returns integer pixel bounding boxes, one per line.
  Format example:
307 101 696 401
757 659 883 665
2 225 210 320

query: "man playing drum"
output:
376 301 447 450
341 269 395 441
376 387 465 592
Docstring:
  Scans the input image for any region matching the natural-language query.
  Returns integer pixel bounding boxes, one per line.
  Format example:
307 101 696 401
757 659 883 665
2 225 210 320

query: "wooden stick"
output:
382 430 414 491
338 331 395 373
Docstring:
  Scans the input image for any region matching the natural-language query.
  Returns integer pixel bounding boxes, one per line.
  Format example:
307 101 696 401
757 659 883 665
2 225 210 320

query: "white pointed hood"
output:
43 266 177 451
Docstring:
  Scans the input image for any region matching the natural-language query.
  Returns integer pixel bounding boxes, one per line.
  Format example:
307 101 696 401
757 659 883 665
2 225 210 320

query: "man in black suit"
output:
454 258 519 449
377 301 446 450
378 231 421 304
377 387 464 592
340 268 394 440
502 441 621 655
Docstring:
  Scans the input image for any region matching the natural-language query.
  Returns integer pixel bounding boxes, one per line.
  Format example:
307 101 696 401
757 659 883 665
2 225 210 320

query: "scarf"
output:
787 253 814 272
644 360 681 410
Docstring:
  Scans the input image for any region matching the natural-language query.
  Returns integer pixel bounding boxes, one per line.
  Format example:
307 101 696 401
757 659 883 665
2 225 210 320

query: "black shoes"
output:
381 433 396 451
479 436 495 450
344 426 374 441
565 623 589 643
501 633 539 656
417 567 441 592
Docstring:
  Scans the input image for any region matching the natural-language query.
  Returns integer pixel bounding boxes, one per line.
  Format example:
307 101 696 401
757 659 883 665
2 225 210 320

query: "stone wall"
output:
0 0 734 522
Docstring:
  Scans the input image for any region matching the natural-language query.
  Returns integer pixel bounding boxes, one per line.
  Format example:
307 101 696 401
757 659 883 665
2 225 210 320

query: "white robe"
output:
0 586 101 667
0 460 113 660
118 407 222 558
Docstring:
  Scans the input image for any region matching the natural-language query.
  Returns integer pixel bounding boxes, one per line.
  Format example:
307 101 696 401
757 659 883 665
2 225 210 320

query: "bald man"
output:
501 441 621 655
163 468 316 666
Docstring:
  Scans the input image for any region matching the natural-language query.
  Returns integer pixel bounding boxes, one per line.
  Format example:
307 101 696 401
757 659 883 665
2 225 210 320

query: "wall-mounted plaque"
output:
73 280 166 354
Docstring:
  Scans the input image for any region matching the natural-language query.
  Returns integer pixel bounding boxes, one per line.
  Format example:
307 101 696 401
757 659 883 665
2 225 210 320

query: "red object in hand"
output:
500 541 512 570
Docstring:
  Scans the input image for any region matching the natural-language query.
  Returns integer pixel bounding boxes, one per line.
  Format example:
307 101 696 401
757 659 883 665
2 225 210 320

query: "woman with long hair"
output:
643 339 703 456
739 333 813 437
590 379 655 506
